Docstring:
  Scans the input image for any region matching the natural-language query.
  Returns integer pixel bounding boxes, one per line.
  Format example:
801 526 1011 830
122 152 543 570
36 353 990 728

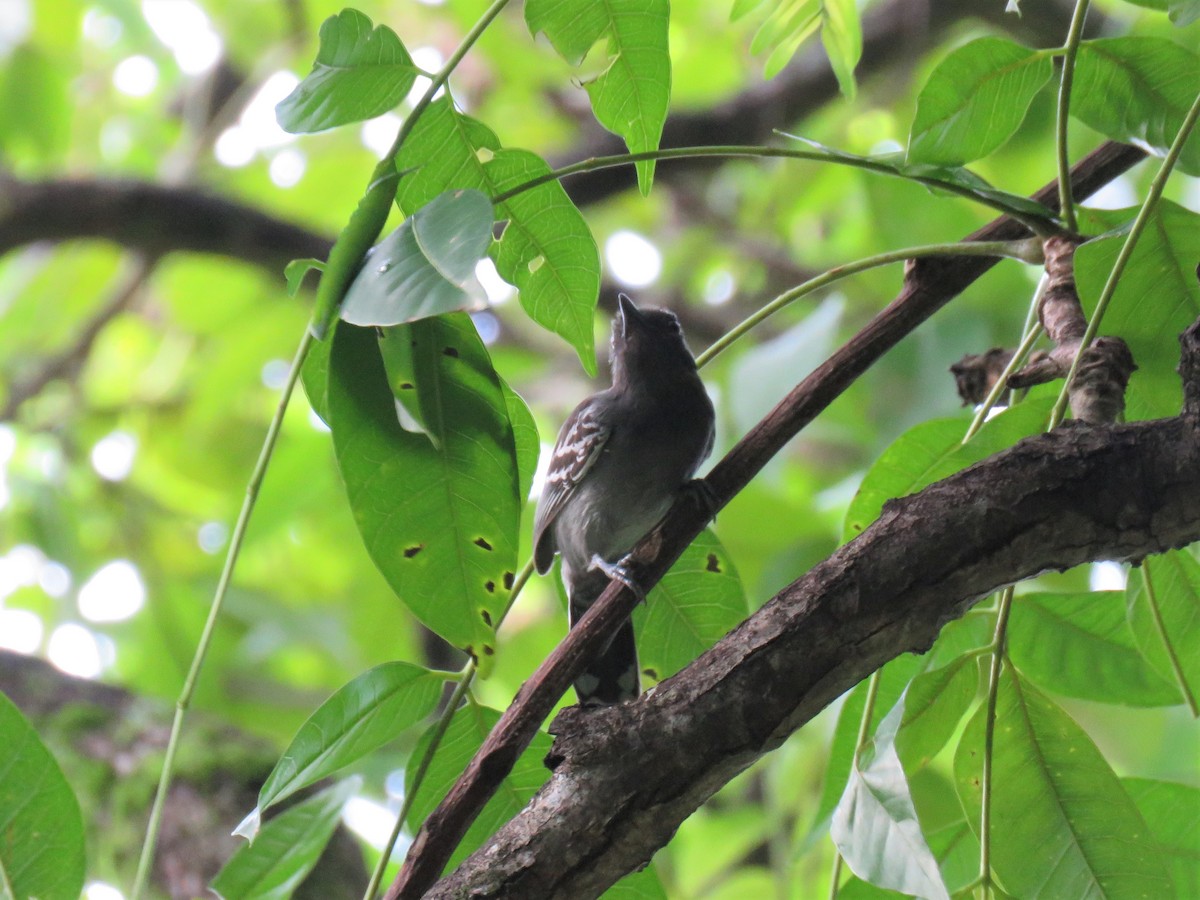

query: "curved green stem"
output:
977 587 1015 900
1051 88 1200 425
1055 0 1091 233
362 559 535 900
695 239 1042 369
490 145 1059 230
133 329 314 899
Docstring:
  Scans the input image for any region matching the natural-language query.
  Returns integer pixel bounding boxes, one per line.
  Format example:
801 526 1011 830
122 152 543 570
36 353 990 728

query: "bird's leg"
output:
682 477 720 521
588 554 646 604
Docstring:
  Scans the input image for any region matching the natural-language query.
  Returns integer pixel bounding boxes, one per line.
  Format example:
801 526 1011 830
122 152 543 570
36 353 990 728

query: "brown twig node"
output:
1007 235 1136 424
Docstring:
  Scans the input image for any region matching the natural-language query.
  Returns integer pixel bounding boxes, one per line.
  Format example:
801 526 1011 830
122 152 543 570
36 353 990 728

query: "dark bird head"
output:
610 293 698 388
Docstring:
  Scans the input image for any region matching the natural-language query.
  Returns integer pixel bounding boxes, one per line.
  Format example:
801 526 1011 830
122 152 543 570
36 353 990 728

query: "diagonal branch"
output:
433 352 1200 897
388 141 1149 898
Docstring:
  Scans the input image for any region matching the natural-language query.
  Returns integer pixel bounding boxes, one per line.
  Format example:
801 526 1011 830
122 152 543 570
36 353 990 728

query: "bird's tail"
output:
569 590 639 705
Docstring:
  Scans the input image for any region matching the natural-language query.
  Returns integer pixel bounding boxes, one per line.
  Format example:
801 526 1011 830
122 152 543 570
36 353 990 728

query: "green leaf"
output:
406 704 552 871
831 700 951 900
275 8 419 133
301 321 334 425
499 379 539 503
1008 591 1182 706
634 529 748 685
526 0 670 194
809 654 926 838
0 692 85 900
212 778 359 900
907 38 1053 166
844 399 1051 541
954 667 1172 898
606 864 669 898
377 322 441 444
395 99 600 373
1127 551 1200 705
894 655 979 769
341 189 494 327
1169 0 1200 25
0 44 69 158
328 319 520 658
253 662 442 820
284 258 324 298
820 0 862 98
1072 38 1200 176
1074 201 1200 419
1123 777 1200 897
310 161 400 339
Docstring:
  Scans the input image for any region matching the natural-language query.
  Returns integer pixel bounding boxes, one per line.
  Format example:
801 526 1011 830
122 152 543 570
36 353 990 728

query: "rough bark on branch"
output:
433 372 1200 898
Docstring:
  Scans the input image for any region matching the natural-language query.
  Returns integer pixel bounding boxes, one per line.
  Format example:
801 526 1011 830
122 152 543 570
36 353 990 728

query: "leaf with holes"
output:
328 318 520 659
395 98 599 374
406 704 553 872
0 693 85 900
526 0 669 194
634 528 747 685
955 667 1172 897
341 189 493 328
276 8 419 133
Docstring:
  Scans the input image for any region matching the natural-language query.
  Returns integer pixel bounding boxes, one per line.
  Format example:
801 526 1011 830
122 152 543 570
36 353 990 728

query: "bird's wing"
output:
533 396 611 573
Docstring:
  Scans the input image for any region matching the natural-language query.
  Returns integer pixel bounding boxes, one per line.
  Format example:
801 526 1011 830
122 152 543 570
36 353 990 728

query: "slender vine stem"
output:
490 145 1059 231
1138 559 1200 717
363 559 536 899
1051 88 1200 424
977 586 1015 900
1054 0 1091 233
132 328 314 898
827 671 884 900
695 239 1043 368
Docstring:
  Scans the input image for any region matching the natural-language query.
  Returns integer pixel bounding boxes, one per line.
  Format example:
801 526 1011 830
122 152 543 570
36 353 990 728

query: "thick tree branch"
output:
389 142 1149 898
435 389 1200 898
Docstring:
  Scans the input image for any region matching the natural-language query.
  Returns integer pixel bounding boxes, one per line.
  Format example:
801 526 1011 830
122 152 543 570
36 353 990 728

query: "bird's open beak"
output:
617 293 642 338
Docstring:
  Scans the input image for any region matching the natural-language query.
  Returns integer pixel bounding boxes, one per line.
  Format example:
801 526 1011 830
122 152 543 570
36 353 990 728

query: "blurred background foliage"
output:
0 0 1197 896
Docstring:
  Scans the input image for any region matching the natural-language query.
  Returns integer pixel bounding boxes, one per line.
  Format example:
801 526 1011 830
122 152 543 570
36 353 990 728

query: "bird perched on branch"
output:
533 294 716 705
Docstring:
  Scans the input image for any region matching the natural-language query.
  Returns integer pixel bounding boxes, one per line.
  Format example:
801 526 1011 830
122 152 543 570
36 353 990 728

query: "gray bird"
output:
533 294 716 704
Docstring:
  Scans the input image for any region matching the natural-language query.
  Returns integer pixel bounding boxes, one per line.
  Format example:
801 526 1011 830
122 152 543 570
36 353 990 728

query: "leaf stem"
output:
490 145 1058 228
977 587 1014 900
1054 0 1091 233
362 559 535 900
695 239 1042 369
1138 559 1200 717
132 328 314 899
1050 88 1200 424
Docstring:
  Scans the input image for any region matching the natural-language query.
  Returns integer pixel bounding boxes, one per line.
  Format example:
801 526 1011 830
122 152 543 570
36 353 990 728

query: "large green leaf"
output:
907 37 1054 166
955 667 1172 897
831 700 951 900
1124 777 1200 897
844 399 1051 541
634 528 748 685
1074 201 1200 419
212 778 359 900
1127 551 1200 706
341 189 494 327
251 662 443 823
0 692 85 900
526 0 670 193
328 318 520 658
276 8 419 133
395 98 600 373
1008 591 1182 706
405 704 553 872
1072 37 1200 176
894 655 978 769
